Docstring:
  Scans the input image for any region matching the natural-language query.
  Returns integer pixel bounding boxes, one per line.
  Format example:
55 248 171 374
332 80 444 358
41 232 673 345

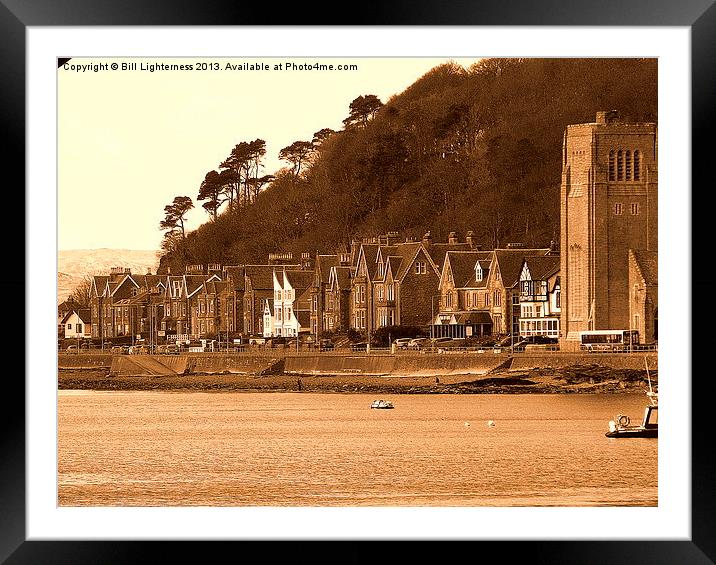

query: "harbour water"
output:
58 391 657 507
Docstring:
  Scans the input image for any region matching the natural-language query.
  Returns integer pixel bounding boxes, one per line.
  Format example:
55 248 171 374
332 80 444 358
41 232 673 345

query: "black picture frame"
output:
6 1 713 562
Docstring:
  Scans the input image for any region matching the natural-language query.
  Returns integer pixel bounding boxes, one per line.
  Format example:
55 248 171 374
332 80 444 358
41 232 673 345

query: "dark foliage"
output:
158 58 657 273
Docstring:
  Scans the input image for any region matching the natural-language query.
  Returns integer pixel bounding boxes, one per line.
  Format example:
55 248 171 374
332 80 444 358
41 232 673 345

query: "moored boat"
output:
605 359 657 438
370 399 394 409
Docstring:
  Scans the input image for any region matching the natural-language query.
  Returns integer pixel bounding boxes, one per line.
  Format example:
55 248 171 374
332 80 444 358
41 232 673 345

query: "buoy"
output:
487 420 496 427
464 422 470 427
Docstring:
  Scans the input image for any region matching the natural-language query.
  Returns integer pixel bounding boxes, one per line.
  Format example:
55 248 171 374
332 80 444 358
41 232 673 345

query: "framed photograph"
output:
9 1 713 562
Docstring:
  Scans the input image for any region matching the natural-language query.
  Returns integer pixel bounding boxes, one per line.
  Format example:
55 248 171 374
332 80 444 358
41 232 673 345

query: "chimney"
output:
506 242 525 249
448 231 458 244
549 240 559 255
466 231 475 248
596 110 619 124
386 231 400 246
338 253 351 266
422 231 433 247
146 268 152 275
300 252 312 270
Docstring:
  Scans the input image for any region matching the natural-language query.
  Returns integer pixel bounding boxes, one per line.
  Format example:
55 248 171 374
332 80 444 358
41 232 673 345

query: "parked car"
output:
65 344 78 352
407 337 432 350
319 339 334 350
393 337 413 349
431 337 453 344
350 342 369 352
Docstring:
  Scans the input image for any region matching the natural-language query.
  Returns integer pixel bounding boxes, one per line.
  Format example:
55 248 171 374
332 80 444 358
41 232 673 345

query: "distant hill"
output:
57 248 160 304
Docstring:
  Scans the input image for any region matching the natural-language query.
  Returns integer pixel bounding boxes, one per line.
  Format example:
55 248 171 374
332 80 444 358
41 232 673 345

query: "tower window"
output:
634 150 641 181
608 150 616 181
625 150 632 181
631 203 640 215
617 150 624 181
614 203 623 215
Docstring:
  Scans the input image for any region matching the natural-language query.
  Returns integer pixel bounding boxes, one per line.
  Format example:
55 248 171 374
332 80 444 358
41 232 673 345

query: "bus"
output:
579 330 639 352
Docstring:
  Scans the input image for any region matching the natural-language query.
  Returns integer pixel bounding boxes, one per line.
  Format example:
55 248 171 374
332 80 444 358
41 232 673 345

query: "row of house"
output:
64 110 658 349
76 230 569 345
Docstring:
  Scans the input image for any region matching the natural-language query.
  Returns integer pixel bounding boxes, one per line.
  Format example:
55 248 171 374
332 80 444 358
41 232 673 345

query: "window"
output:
625 150 632 180
415 261 427 274
608 150 616 181
617 150 624 181
484 293 490 307
467 292 472 308
67 323 72 329
378 285 384 300
614 203 623 215
494 290 501 307
475 264 483 282
634 150 641 180
387 284 394 301
555 287 561 309
631 203 640 215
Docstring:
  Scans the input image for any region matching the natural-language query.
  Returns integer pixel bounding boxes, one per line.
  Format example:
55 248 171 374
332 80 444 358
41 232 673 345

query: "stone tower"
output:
559 111 658 350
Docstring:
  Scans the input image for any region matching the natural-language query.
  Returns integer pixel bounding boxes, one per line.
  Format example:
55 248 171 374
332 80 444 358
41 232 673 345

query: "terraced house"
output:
162 265 222 339
517 254 561 339
272 268 313 337
351 231 475 336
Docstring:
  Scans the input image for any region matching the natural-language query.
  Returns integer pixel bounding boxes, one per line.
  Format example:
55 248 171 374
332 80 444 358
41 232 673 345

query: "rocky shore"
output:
58 364 656 394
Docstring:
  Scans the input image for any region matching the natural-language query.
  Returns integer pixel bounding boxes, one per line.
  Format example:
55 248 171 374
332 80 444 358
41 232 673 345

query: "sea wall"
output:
509 352 658 371
283 353 511 376
58 353 114 368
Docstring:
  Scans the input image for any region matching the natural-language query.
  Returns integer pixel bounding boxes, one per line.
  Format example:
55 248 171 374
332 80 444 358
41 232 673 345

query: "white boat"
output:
605 358 658 438
370 399 394 409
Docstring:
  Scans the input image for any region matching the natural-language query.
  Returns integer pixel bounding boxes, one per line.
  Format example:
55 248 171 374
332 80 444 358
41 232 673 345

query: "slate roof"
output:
446 251 493 288
493 248 551 287
333 266 352 290
223 266 246 291
315 255 339 284
424 242 474 272
631 249 658 285
522 255 560 281
284 270 314 292
246 265 294 290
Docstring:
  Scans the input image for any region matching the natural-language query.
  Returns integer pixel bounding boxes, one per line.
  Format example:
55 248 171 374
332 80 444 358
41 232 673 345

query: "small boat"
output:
605 359 658 438
370 399 394 409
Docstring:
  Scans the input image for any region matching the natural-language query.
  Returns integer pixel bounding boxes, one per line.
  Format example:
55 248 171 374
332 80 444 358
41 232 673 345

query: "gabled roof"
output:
521 255 560 282
631 249 658 285
493 248 551 288
223 266 246 291
110 274 140 297
333 266 351 290
445 251 493 288
284 270 314 291
185 274 216 297
356 244 380 278
424 242 474 272
315 255 339 284
61 309 90 324
247 265 289 290
201 280 228 295
91 276 109 298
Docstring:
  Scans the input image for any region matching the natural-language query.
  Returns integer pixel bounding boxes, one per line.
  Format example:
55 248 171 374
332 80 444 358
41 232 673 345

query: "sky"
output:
58 57 480 251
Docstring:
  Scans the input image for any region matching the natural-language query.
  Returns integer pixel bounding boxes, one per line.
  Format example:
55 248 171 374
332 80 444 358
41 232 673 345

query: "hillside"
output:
158 58 657 274
58 248 160 304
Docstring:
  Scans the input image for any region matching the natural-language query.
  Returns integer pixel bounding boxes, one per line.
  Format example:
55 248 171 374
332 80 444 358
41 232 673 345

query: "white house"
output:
262 300 274 338
62 309 92 339
272 269 313 337
517 256 561 338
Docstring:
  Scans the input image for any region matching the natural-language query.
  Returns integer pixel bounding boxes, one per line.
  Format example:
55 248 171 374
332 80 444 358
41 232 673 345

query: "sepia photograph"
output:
56 55 661 510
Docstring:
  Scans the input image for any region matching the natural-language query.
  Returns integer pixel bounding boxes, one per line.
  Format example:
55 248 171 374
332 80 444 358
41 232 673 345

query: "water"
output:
58 391 657 507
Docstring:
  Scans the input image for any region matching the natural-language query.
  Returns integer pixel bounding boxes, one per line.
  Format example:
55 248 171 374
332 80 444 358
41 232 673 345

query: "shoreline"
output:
58 366 656 395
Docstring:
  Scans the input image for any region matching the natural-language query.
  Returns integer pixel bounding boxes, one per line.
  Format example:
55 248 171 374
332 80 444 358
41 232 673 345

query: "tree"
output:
160 196 194 239
312 128 335 147
342 94 383 128
197 170 226 221
70 275 93 308
279 141 314 178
